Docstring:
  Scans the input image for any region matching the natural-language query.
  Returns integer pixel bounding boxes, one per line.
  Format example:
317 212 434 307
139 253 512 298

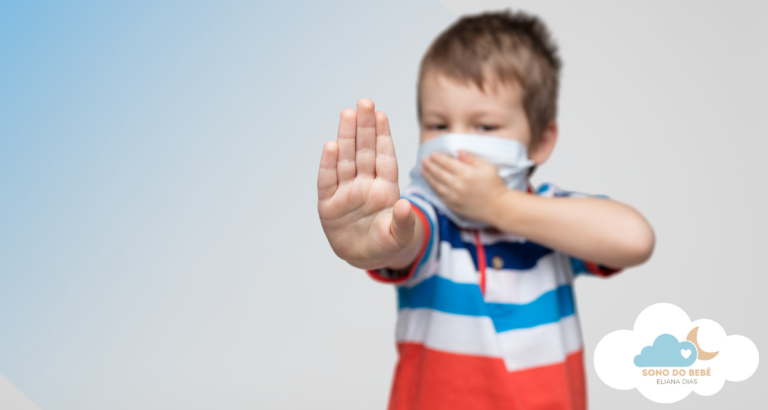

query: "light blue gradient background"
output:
1 1 765 409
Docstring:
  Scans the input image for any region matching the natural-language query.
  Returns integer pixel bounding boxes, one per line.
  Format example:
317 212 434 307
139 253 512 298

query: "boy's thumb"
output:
391 198 415 247
458 150 480 165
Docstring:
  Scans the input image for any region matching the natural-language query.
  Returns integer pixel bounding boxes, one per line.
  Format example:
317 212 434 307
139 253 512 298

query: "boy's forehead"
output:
420 70 524 108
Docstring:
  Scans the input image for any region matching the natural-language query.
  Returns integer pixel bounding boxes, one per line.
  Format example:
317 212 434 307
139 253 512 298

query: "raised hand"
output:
317 98 417 270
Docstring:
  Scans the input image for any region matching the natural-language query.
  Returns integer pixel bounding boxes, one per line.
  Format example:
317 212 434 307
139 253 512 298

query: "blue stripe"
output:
398 275 486 315
398 275 575 331
435 212 553 270
487 285 575 332
571 257 591 276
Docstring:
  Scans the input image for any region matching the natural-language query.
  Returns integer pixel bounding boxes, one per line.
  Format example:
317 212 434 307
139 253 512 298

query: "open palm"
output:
317 98 415 270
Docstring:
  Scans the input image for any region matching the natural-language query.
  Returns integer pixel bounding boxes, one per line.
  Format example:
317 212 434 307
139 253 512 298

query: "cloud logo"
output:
594 303 759 403
634 334 697 367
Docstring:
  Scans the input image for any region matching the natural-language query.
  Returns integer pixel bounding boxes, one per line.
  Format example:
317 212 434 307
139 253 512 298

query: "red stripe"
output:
388 343 587 410
473 230 487 295
583 261 622 278
367 203 432 284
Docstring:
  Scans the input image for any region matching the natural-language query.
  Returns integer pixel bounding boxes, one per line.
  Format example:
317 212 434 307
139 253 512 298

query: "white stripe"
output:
401 254 439 288
484 252 574 305
401 190 440 287
395 308 583 372
403 191 437 226
497 314 584 372
459 229 527 245
403 242 478 288
438 243 478 284
397 241 472 289
396 308 501 358
402 242 576 302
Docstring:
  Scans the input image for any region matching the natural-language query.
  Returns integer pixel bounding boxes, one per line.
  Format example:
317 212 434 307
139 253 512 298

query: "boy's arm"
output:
317 98 423 272
486 190 653 268
421 151 654 269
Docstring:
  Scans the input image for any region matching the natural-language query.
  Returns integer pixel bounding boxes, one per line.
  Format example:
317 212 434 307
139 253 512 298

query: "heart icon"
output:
681 349 691 359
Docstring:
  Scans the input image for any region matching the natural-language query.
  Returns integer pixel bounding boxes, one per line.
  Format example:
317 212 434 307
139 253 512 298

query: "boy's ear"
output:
529 122 558 166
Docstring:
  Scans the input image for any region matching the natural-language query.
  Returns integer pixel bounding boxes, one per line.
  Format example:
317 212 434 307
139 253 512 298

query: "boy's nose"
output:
450 125 472 134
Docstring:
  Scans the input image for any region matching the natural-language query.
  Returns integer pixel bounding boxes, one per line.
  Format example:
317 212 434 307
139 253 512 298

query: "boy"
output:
317 10 654 410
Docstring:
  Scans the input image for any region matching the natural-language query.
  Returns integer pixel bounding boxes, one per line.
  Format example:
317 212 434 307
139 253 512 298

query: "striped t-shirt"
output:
367 182 621 410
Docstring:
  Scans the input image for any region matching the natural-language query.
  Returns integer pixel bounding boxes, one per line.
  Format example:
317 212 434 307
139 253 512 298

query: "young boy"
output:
317 11 654 410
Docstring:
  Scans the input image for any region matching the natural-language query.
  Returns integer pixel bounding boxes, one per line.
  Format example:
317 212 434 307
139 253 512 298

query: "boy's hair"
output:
417 10 562 149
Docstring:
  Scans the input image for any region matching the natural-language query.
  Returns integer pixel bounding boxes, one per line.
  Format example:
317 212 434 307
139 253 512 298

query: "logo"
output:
634 326 719 368
594 303 759 403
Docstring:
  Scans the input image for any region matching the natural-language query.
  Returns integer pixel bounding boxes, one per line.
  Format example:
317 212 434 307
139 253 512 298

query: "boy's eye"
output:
428 124 448 131
478 125 498 132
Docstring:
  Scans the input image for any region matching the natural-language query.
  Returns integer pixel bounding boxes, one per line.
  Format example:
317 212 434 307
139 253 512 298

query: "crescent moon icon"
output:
685 326 719 361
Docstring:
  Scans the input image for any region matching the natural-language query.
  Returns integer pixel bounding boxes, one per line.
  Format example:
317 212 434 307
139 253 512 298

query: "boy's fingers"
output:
423 157 454 186
318 141 339 201
422 166 449 198
337 109 357 183
375 111 397 183
375 110 392 137
430 153 465 174
356 98 376 178
458 150 482 166
391 198 415 247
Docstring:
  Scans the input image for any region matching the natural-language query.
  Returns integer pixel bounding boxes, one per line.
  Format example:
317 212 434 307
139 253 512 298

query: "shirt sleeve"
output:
570 258 623 278
536 182 623 279
366 187 439 286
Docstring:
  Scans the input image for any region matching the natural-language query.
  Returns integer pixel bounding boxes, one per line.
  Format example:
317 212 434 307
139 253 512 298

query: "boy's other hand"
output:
317 98 416 270
421 150 507 224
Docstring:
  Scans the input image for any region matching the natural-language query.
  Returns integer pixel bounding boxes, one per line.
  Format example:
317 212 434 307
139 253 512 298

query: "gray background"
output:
0 0 765 408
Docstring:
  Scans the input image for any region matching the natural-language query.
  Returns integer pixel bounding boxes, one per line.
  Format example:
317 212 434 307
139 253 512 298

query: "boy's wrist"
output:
347 249 409 271
348 215 423 271
486 189 522 227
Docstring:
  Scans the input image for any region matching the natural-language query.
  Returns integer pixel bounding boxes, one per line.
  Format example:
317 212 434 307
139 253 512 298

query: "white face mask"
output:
408 133 535 229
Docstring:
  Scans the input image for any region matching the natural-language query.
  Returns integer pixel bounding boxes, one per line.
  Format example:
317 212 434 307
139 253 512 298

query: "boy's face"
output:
419 71 532 147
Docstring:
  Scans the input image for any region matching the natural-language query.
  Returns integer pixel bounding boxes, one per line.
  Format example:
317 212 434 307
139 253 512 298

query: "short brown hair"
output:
417 10 562 148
